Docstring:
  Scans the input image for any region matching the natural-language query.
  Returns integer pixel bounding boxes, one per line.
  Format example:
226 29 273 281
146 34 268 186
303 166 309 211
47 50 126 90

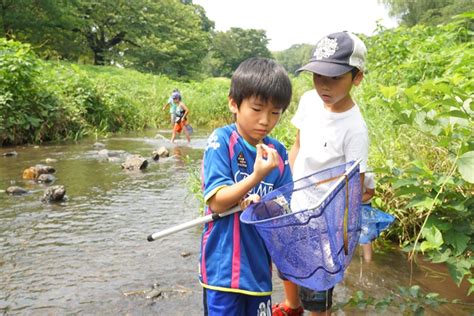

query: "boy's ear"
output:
353 71 364 87
228 97 238 114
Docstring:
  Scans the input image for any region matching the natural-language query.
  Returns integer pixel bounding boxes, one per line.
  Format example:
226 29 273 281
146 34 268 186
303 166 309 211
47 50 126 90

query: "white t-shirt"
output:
291 89 369 181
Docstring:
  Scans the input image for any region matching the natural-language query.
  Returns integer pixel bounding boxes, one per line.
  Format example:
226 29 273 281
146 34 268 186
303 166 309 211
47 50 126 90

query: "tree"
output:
206 28 272 77
0 0 213 78
379 0 474 26
273 43 313 75
124 0 211 78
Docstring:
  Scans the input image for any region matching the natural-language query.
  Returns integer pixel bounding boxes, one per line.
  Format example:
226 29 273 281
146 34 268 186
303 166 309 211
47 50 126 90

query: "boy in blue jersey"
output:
200 57 293 316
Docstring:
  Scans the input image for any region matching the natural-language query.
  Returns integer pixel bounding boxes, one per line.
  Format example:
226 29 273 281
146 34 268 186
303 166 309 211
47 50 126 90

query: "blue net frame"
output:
240 161 362 291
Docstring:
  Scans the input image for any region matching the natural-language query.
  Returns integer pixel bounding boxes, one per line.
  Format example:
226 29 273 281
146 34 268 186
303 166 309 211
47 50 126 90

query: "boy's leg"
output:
282 280 301 309
362 243 372 262
273 272 304 315
300 287 334 316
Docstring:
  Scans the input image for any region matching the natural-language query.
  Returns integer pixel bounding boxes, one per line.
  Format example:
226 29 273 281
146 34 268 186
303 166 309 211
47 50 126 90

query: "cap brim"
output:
296 61 353 77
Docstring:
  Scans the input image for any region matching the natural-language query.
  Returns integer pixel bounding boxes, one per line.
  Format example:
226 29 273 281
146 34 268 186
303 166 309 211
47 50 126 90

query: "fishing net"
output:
240 161 362 291
359 205 395 244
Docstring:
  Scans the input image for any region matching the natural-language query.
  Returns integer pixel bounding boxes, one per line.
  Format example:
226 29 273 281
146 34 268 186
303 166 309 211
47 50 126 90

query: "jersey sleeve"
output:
274 145 293 189
202 129 235 203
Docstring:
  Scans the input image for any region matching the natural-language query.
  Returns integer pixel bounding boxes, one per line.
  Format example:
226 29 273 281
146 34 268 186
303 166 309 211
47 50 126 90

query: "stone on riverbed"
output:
6 186 29 195
37 174 56 183
41 185 66 202
93 142 106 149
22 164 56 180
152 147 169 160
121 155 148 170
2 151 18 157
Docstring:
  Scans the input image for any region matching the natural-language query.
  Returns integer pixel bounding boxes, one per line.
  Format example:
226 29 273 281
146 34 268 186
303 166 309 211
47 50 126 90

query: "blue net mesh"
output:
359 205 395 244
240 161 361 291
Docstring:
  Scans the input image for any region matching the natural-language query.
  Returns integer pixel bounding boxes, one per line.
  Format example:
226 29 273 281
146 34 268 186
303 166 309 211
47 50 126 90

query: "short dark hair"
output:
229 57 292 112
350 67 360 79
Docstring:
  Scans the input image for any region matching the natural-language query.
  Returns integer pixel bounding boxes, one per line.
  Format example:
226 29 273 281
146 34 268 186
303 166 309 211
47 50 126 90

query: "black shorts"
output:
300 286 333 312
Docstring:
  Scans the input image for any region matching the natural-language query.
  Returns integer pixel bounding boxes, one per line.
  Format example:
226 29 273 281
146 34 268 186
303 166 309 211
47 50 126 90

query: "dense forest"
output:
1 0 473 301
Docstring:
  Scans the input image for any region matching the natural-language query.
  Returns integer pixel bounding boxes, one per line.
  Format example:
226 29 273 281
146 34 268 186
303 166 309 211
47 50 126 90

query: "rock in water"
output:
6 186 29 195
2 151 17 157
121 155 148 170
37 174 56 183
93 142 106 149
22 164 56 180
157 147 169 158
151 151 160 161
42 185 66 202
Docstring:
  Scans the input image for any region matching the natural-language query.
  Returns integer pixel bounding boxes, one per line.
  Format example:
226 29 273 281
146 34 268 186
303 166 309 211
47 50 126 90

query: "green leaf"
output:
406 196 436 209
392 178 419 189
457 151 474 183
430 249 451 263
447 258 471 286
443 231 470 256
379 85 398 99
420 226 443 252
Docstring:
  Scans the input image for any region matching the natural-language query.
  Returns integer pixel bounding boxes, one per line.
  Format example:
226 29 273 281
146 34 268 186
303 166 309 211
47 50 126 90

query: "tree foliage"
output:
0 0 212 78
379 0 474 26
273 43 314 75
205 27 272 77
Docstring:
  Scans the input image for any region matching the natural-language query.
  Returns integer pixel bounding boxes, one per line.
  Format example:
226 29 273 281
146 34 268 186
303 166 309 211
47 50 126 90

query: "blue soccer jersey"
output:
199 124 293 295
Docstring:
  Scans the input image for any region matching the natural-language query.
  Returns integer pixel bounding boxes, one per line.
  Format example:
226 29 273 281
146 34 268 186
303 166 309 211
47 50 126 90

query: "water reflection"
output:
0 129 472 315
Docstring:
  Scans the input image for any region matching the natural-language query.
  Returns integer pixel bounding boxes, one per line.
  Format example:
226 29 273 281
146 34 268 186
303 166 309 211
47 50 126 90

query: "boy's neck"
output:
323 95 355 113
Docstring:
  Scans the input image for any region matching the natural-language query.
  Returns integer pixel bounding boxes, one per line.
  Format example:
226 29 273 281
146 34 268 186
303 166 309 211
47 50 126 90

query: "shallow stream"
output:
1 129 472 315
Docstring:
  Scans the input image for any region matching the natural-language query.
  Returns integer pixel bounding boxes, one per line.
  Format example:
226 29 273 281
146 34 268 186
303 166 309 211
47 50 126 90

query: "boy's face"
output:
228 95 282 146
312 71 363 110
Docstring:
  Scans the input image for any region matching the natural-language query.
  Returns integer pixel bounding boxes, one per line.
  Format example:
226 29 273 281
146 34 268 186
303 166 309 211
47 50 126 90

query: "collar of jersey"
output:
232 123 259 152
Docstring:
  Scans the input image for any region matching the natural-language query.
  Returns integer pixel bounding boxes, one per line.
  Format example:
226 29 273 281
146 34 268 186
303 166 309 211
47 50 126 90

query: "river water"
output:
1 129 472 315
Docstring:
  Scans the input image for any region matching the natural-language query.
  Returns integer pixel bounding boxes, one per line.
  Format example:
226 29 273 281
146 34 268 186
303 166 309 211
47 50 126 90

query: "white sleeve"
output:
364 172 375 189
291 91 311 130
344 128 369 173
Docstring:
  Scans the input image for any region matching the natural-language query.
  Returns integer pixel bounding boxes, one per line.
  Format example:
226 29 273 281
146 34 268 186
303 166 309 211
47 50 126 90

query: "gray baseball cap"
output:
296 31 367 76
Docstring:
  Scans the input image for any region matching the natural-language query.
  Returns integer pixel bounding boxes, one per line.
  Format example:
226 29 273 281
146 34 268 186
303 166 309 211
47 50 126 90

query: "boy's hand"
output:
253 144 279 179
239 194 260 210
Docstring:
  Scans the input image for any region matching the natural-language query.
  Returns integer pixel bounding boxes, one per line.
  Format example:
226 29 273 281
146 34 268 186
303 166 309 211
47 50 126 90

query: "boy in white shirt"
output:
273 31 369 316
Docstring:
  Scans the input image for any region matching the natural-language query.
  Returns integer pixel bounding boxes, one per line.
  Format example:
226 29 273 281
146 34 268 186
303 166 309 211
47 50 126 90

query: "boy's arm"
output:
362 185 374 203
360 173 366 199
208 144 280 213
180 102 189 118
288 130 300 172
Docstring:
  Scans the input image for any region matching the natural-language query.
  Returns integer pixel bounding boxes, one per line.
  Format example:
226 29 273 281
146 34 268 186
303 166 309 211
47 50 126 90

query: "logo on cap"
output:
314 37 338 60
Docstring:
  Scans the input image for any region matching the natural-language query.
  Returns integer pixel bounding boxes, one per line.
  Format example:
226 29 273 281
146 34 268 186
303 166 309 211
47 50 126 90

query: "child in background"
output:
200 57 293 315
273 31 369 316
170 92 191 143
359 172 395 262
162 89 180 126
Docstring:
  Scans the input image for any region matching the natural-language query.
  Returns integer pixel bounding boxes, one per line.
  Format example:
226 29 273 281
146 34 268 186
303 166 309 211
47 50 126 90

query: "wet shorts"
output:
203 288 271 316
277 270 334 312
173 120 186 133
